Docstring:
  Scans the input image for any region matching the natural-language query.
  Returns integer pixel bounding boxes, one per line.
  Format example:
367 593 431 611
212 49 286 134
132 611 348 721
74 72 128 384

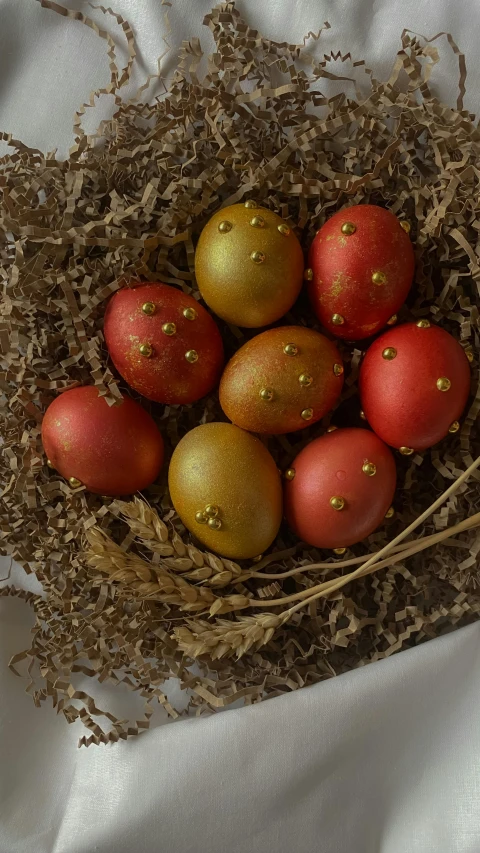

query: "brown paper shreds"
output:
1 2 480 746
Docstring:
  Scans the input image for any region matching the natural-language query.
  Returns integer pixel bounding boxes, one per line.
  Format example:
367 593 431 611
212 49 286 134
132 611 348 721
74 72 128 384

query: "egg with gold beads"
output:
308 205 414 340
219 326 344 434
168 422 282 559
284 427 397 549
359 321 471 451
195 203 304 327
104 282 224 404
42 386 164 495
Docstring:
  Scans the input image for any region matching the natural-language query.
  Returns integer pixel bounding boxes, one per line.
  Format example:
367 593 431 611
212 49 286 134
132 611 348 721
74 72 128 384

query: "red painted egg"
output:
219 326 344 434
284 427 397 549
359 321 471 452
42 386 164 495
308 205 414 340
104 283 224 404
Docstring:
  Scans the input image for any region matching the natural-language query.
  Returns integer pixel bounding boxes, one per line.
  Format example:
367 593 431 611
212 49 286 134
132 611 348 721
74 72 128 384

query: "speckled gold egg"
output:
168 422 282 559
195 203 304 327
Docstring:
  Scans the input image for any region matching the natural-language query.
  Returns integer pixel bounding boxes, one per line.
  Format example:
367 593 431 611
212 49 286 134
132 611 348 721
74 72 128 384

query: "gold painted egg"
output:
168 422 282 559
195 203 304 327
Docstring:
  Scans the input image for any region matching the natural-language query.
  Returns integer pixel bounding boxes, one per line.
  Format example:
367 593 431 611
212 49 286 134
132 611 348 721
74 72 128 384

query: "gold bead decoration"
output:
278 223 290 236
185 349 199 363
382 347 397 361
183 307 197 321
299 373 313 387
385 506 395 519
251 250 266 264
304 268 313 281
284 343 298 357
399 446 414 456
387 314 397 325
141 301 156 315
341 221 356 235
416 319 430 328
301 408 313 421
400 220 411 234
330 496 345 511
244 200 257 209
205 504 219 518
437 376 451 392
466 349 474 363
260 388 274 401
362 461 377 477
360 410 367 421
162 322 177 336
333 363 344 377
68 477 82 488
139 343 153 357
331 313 345 326
333 547 346 555
207 517 222 530
449 421 460 433
250 216 265 228
195 511 207 524
218 220 233 233
284 468 296 481
47 459 54 468
372 271 387 286
327 425 338 433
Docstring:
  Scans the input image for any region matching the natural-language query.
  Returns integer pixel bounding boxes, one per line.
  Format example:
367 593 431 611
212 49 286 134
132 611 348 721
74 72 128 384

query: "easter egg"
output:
284 427 397 549
359 321 471 452
219 326 344 434
42 386 164 495
195 202 304 327
168 422 282 559
104 282 224 404
308 204 414 340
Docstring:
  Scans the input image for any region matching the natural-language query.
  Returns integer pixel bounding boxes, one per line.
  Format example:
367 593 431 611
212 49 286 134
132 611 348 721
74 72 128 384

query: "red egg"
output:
104 283 224 404
42 386 164 495
308 205 414 340
359 321 471 452
284 428 397 549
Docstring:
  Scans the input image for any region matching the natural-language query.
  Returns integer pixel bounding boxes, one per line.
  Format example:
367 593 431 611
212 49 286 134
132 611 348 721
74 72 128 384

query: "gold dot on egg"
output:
385 506 395 519
299 373 313 387
372 271 387 286
195 511 208 524
244 200 257 209
284 343 299 357
207 517 222 530
260 388 274 401
139 342 153 357
362 461 377 477
205 504 219 518
331 314 345 326
387 314 397 326
437 376 451 392
382 347 397 361
162 322 176 336
284 468 296 481
400 220 411 234
359 410 367 421
47 459 54 468
449 421 460 433
185 349 199 363
183 307 197 321
251 250 266 264
333 547 346 555
304 268 313 281
416 319 430 329
68 477 82 488
141 301 156 315
333 363 344 377
218 220 233 233
250 216 265 228
301 408 313 421
327 425 338 433
278 223 290 236
341 222 356 236
399 446 414 456
330 496 345 511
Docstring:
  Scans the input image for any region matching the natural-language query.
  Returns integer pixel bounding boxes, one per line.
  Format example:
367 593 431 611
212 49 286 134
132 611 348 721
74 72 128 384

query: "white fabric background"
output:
1 1 480 851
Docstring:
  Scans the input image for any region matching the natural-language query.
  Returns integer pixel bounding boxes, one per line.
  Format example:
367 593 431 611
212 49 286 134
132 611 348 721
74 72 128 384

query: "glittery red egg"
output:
308 205 415 340
41 386 164 495
104 283 224 404
219 326 344 434
359 321 471 452
284 428 397 549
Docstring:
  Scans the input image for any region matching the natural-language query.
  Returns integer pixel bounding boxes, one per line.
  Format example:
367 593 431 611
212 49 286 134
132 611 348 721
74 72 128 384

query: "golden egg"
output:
195 204 304 328
168 423 282 559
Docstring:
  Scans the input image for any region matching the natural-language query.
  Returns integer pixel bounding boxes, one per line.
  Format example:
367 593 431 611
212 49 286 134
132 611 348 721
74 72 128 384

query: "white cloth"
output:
1 1 480 851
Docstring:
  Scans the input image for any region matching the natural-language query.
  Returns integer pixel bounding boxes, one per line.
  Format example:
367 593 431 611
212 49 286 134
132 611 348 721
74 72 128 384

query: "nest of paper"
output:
1 2 479 745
